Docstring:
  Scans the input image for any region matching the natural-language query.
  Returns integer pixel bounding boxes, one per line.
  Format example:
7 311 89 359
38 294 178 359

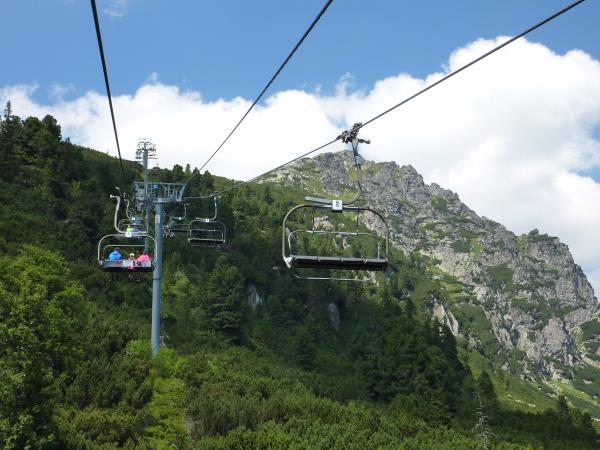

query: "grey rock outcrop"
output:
328 302 341 331
246 283 264 310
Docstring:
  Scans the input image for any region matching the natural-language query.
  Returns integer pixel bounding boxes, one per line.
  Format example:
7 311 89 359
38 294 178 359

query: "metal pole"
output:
151 201 164 356
143 145 151 251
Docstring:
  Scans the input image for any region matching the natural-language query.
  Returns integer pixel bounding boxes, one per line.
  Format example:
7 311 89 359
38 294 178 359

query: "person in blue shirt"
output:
108 247 122 260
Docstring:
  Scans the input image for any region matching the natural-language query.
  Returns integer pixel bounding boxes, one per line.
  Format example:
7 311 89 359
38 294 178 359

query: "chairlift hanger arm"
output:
173 205 187 221
168 203 187 221
110 193 123 233
124 197 133 219
307 123 370 206
185 196 218 221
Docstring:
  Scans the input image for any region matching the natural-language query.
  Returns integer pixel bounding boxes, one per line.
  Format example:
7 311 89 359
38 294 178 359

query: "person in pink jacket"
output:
136 251 151 267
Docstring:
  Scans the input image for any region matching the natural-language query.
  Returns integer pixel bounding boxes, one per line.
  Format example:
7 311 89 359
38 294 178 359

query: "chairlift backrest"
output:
188 219 226 245
185 196 226 245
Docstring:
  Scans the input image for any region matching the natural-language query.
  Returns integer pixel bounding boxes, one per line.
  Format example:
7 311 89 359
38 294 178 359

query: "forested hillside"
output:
1 107 598 449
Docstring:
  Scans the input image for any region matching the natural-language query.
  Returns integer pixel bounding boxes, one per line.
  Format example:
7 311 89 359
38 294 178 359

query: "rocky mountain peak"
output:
267 151 600 383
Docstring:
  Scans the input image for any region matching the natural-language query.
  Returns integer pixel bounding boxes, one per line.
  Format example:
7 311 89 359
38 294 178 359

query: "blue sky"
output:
2 0 599 103
2 0 600 294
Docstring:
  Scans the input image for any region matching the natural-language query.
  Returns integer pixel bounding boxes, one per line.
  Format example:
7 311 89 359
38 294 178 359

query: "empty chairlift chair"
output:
281 123 389 281
282 200 389 280
187 196 226 245
165 203 189 237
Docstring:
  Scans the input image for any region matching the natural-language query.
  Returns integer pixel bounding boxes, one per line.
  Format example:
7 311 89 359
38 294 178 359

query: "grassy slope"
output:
466 347 600 419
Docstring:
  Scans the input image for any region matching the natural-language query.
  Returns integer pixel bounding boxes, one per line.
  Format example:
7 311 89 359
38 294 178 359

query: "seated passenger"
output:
128 253 136 269
136 250 151 266
108 247 122 260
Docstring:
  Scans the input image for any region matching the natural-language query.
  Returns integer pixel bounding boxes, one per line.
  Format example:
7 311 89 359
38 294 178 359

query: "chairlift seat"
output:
100 259 154 273
169 224 188 234
188 237 225 245
290 255 388 271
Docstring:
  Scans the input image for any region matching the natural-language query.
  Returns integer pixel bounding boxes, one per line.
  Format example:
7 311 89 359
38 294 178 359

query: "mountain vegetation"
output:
0 106 598 449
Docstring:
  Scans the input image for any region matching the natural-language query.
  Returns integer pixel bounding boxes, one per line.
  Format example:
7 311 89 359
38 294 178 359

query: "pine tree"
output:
405 297 415 320
203 256 245 342
556 395 569 422
0 101 23 180
477 371 498 413
473 393 495 450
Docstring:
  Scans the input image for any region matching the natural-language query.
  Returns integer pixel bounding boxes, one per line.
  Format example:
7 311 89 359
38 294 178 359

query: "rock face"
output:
328 302 341 331
246 283 264 311
266 151 600 380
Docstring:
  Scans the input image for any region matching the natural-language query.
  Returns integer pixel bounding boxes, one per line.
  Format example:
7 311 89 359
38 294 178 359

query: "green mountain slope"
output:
0 109 598 449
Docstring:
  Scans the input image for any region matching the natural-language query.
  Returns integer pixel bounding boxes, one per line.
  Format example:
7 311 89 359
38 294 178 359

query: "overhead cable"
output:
187 0 586 200
185 137 340 199
90 0 127 185
356 0 587 132
190 0 335 179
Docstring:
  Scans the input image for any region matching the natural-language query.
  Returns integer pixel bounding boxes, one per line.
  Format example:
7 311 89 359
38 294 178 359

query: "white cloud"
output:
102 0 134 18
1 37 600 296
49 82 76 102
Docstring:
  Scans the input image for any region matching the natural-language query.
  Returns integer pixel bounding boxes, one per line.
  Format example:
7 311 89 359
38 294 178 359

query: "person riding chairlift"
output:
136 250 151 267
127 253 136 270
108 247 122 260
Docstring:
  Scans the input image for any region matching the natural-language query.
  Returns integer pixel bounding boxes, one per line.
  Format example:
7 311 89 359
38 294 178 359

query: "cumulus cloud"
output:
1 37 600 295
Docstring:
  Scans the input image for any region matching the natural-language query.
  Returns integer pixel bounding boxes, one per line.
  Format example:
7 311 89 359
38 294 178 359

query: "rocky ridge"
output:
265 151 600 384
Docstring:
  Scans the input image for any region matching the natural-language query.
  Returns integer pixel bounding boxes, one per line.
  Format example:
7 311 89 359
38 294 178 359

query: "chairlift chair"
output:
165 203 189 235
186 196 227 245
282 201 389 280
281 123 389 281
118 218 146 236
97 233 157 273
188 219 226 245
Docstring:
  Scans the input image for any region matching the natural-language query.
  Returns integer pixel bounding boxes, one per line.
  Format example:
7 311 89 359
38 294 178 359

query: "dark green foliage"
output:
486 263 514 291
182 347 485 449
450 239 471 253
477 371 498 414
571 364 600 399
0 246 84 449
525 228 558 244
431 195 449 212
203 256 246 342
162 270 203 352
580 319 600 341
